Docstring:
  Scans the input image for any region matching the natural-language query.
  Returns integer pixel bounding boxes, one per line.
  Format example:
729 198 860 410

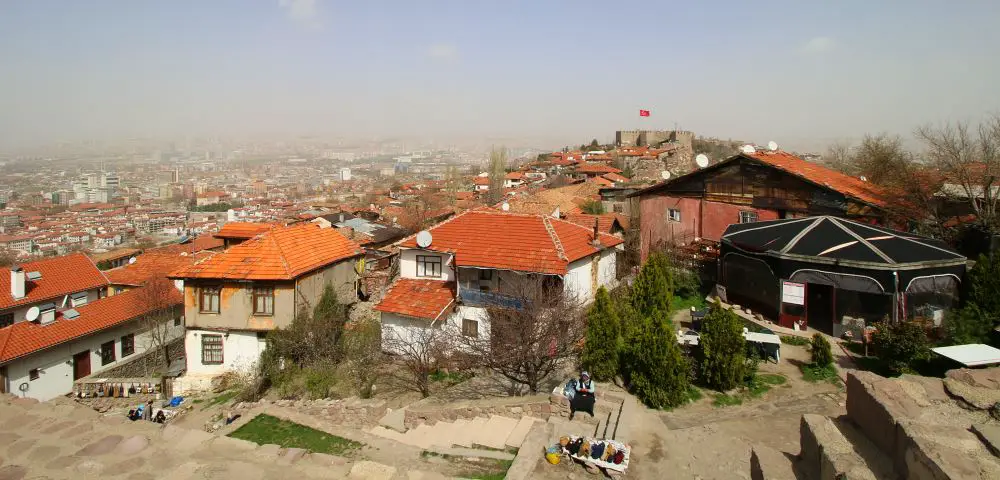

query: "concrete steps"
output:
367 413 541 455
799 414 897 480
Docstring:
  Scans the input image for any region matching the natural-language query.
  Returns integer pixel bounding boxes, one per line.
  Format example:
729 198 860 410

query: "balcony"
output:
458 288 524 309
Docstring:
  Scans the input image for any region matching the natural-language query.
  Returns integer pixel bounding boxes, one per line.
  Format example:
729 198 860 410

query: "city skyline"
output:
2 1 999 151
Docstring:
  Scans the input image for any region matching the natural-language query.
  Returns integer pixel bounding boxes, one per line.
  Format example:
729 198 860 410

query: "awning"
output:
931 344 1000 367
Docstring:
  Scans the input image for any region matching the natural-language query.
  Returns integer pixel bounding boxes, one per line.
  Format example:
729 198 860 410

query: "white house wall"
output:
565 258 593 304
597 248 617 289
183 329 266 379
2 317 184 402
399 249 455 282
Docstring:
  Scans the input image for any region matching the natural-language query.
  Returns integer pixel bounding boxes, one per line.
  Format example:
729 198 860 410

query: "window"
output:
98 288 107 299
199 286 221 313
70 292 88 308
462 318 479 338
29 369 39 380
101 340 116 366
416 255 442 278
113 287 125 295
478 269 492 281
174 316 182 327
739 211 759 224
121 333 135 357
252 286 274 316
201 334 224 364
668 209 681 222
0 313 12 328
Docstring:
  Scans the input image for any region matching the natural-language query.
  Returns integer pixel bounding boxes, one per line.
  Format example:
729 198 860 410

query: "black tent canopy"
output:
719 216 966 333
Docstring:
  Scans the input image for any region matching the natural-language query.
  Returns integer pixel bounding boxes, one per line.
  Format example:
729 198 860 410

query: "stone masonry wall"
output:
235 397 388 429
403 396 552 429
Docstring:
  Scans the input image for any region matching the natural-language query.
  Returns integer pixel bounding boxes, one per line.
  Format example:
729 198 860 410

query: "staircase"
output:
368 414 541 457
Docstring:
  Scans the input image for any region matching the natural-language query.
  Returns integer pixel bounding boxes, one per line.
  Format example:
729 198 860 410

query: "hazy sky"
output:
2 1 999 150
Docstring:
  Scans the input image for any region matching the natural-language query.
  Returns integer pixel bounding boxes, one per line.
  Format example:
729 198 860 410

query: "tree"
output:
830 133 913 186
631 252 673 321
383 323 448 398
268 283 347 368
487 146 508 205
622 310 689 408
450 275 586 394
810 333 834 368
696 302 749 391
870 320 931 376
916 115 1000 232
341 318 383 398
138 278 183 376
0 249 17 268
580 199 605 215
580 287 620 382
312 283 349 354
588 139 601 151
945 254 1000 344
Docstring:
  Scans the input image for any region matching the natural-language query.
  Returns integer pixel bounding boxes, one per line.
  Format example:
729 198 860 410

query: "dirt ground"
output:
532 342 846 480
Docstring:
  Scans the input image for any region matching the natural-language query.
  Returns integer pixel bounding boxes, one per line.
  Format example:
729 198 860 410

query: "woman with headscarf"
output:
569 371 596 420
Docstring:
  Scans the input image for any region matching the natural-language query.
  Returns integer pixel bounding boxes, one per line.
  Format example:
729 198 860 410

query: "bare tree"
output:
487 146 508 205
449 274 586 394
830 133 914 186
138 278 183 376
916 116 1000 232
399 191 448 233
383 323 448 398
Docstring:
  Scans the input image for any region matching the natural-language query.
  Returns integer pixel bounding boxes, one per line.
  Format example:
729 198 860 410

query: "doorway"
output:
73 350 91 380
807 284 835 335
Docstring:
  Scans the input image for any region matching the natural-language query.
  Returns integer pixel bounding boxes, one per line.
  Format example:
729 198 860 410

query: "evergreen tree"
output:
810 333 834 367
624 309 689 408
946 254 1000 345
697 302 748 391
631 252 673 321
313 283 348 356
581 287 620 381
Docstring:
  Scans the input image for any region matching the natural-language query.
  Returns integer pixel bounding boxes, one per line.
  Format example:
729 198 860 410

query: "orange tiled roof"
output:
105 252 205 286
0 284 181 363
170 222 362 280
0 253 108 311
473 177 491 186
398 210 622 275
575 163 622 175
745 150 888 207
215 222 278 239
564 213 628 233
590 176 614 187
602 172 629 183
504 182 600 216
150 234 225 255
374 278 455 321
505 171 525 180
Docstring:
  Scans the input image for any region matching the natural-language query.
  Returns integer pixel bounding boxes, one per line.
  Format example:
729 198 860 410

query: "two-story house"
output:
1 253 109 328
375 210 622 351
169 222 362 392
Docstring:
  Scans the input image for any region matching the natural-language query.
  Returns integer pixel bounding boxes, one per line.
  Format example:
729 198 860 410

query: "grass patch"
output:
756 373 787 385
670 294 706 315
686 385 704 403
746 373 787 399
206 390 239 408
800 364 842 385
463 459 513 480
191 398 204 404
228 414 364 455
712 393 743 407
780 335 810 346
429 369 472 385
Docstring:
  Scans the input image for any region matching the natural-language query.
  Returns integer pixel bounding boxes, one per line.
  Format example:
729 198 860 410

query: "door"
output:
0 366 7 394
73 350 91 380
806 284 835 335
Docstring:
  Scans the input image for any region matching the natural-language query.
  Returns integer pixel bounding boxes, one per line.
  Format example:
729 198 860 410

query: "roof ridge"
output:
542 216 568 262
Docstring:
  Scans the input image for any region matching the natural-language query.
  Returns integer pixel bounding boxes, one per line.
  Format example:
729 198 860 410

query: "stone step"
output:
369 425 408 444
426 421 458 451
504 416 540 449
450 418 472 448
474 415 519 450
405 422 437 449
799 414 879 480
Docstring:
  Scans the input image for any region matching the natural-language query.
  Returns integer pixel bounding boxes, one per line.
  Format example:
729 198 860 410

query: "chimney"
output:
591 219 602 247
10 265 25 300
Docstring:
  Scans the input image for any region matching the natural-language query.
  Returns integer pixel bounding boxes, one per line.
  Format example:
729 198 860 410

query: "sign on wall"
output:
782 281 805 305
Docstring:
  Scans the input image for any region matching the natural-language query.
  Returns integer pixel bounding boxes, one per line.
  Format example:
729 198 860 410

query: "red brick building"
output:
629 149 892 262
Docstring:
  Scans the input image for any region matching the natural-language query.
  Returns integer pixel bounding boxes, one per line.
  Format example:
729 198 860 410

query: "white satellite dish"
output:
26 306 40 322
415 230 433 248
128 256 137 265
740 144 756 154
501 201 510 211
660 170 672 180
767 141 779 151
695 154 709 168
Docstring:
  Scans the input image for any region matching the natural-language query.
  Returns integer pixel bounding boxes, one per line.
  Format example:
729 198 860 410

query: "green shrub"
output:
624 311 690 409
810 333 834 367
870 321 930 376
581 287 620 381
697 302 751 391
780 335 810 346
304 364 338 399
630 252 673 321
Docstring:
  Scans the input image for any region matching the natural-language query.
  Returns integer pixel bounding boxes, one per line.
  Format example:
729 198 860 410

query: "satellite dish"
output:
660 170 672 180
415 230 433 248
501 201 510 211
695 154 709 168
26 306 40 322
740 145 756 154
128 256 137 265
767 141 779 151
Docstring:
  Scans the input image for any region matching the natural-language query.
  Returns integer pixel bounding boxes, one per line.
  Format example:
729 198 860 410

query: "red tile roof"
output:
745 150 888 207
170 222 362 280
374 279 455 321
602 172 630 183
473 177 491 186
0 284 181 363
590 176 614 187
105 252 205 286
0 253 109 311
149 234 225 255
575 163 622 175
215 222 278 239
397 210 622 275
505 171 525 180
564 213 628 233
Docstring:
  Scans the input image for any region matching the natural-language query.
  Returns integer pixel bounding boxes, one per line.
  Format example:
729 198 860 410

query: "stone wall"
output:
235 397 388 429
403 395 552 429
95 338 185 379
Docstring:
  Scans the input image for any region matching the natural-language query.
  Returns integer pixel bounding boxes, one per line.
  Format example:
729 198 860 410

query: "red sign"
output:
639 109 650 117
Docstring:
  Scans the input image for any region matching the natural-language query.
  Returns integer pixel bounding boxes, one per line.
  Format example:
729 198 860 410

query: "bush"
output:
697 302 750 391
624 311 690 409
780 335 810 346
870 321 930 376
581 287 620 381
810 334 834 367
631 252 673 320
340 319 382 398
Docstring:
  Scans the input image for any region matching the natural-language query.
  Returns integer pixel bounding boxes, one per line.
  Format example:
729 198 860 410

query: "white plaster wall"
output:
448 305 490 340
3 316 184 402
381 312 439 354
565 258 593 305
597 248 617 290
399 249 455 282
184 329 266 378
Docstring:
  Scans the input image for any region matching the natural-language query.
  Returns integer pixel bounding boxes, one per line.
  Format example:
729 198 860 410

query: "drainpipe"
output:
892 271 899 324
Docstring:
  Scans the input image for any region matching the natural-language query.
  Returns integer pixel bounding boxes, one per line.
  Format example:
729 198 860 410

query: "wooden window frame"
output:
100 340 116 366
199 286 221 313
462 318 479 338
29 368 39 381
416 255 442 278
201 334 224 365
668 208 681 222
252 286 274 316
0 312 12 328
739 210 759 224
121 333 135 357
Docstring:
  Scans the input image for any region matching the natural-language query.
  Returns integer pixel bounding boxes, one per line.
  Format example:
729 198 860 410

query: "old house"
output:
375 210 621 350
213 222 278 249
0 253 109 328
629 149 892 262
169 222 362 392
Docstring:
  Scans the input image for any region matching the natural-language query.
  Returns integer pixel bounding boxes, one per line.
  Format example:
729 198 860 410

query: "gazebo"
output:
718 216 967 336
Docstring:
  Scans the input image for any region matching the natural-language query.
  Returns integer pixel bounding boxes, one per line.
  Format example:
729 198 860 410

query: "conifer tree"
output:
697 301 749 391
581 287 620 381
631 251 673 321
624 309 689 408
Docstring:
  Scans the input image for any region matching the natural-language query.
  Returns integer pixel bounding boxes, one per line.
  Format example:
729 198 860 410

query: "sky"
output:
1 1 999 150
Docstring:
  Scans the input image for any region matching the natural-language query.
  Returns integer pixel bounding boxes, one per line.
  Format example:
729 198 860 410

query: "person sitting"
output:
569 371 596 420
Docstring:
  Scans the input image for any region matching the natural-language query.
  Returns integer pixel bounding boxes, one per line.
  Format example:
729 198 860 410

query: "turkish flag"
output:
639 109 650 117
